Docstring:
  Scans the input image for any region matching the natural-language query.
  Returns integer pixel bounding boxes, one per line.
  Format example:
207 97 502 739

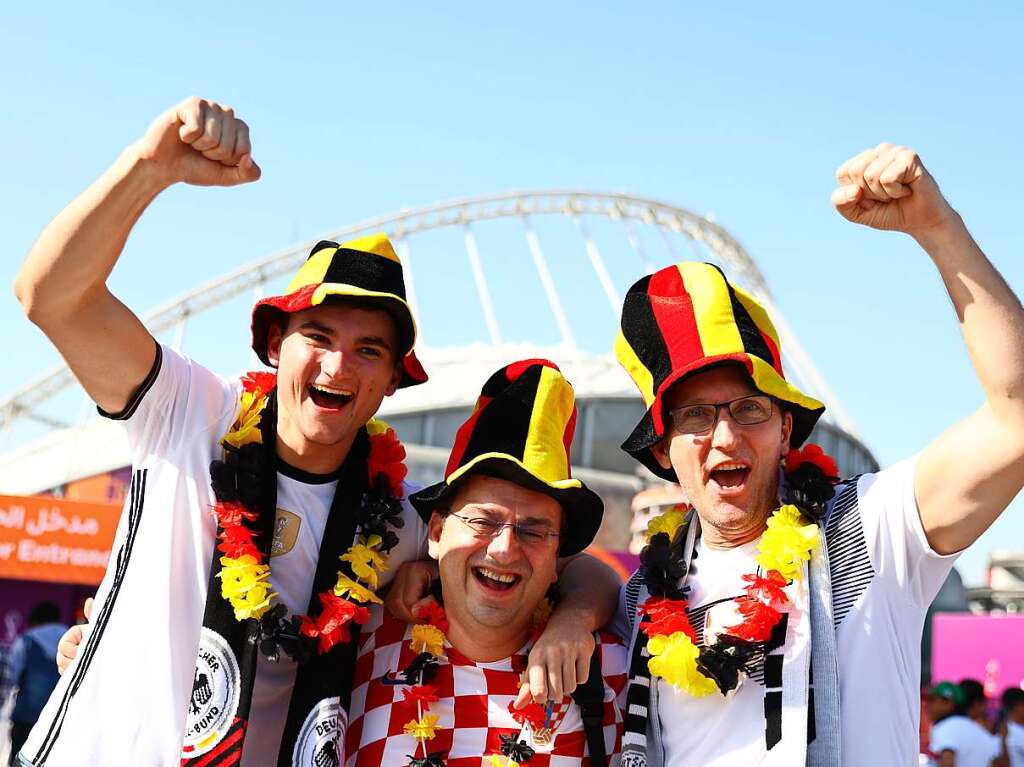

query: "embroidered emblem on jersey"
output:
271 508 301 557
293 696 346 767
180 628 241 757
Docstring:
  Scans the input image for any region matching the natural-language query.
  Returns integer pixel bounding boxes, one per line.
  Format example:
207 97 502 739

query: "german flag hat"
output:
251 233 427 388
615 262 825 481
409 359 603 556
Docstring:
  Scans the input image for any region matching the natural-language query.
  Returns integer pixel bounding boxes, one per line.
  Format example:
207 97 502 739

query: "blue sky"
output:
1 2 1022 584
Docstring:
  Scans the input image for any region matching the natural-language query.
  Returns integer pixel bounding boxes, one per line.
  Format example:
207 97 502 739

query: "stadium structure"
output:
0 190 878 555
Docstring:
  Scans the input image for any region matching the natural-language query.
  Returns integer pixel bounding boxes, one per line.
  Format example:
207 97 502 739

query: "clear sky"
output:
1 2 1022 585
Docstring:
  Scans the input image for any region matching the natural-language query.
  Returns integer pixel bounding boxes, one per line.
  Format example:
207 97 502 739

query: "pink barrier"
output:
931 613 1024 698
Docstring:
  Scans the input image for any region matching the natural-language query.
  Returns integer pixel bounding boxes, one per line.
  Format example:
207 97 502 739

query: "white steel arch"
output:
0 190 857 439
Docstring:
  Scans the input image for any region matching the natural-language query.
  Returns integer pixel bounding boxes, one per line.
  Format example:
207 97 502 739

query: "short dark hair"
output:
1002 687 1024 711
27 601 60 627
957 678 986 714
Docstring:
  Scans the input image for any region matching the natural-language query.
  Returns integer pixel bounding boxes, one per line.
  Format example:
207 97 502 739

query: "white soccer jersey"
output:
19 345 426 766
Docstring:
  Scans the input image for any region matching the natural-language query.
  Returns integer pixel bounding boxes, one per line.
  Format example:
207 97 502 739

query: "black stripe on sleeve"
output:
96 339 162 421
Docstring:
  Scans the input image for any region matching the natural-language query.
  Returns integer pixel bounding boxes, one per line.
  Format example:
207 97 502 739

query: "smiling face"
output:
266 301 402 474
652 364 793 548
427 474 561 660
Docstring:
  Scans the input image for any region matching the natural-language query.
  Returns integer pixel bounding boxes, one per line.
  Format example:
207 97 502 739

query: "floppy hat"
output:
409 359 603 556
615 262 825 481
251 232 427 388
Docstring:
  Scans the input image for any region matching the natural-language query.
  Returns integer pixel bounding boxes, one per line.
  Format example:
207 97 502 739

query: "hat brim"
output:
621 355 825 482
409 454 604 556
251 283 427 388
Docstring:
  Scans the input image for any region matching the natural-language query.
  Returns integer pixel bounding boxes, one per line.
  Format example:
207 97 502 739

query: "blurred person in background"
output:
4 604 65 766
1000 688 1024 767
961 679 993 731
929 680 1000 767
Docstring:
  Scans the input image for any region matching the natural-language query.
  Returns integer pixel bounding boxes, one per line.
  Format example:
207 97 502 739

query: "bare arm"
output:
517 552 620 705
13 97 260 413
833 144 1024 554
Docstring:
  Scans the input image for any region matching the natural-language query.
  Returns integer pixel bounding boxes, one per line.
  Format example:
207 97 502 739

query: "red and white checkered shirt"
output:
345 608 628 766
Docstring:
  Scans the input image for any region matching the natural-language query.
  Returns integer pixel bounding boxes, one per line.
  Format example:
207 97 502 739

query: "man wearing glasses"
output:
344 359 627 765
612 144 1024 766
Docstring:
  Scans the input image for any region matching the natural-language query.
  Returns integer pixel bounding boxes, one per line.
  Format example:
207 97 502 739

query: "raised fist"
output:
133 97 261 188
831 143 956 236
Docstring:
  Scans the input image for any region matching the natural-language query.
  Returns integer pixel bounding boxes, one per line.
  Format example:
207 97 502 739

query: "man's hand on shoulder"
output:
515 609 595 709
131 97 261 189
831 143 958 237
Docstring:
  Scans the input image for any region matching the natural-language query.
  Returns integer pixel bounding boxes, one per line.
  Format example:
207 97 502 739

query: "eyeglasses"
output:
667 394 774 435
447 512 560 546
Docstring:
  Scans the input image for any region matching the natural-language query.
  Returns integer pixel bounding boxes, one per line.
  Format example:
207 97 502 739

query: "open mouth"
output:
472 566 522 593
307 384 353 411
708 463 751 491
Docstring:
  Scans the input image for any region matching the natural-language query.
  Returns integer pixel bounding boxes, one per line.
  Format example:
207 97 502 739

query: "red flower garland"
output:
785 444 838 480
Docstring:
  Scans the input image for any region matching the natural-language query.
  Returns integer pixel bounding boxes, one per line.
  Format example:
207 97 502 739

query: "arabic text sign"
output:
0 495 120 585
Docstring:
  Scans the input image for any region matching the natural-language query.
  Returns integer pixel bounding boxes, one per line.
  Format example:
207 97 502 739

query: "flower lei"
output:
397 590 556 767
637 444 839 697
211 371 408 662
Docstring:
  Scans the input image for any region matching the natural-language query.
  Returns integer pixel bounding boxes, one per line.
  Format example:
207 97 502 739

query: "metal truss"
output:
0 190 856 437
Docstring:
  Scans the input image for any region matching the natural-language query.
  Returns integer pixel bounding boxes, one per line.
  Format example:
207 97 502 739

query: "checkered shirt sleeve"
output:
345 616 628 766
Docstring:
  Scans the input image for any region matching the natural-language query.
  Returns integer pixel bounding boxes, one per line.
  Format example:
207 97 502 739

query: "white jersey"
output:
929 715 1000 767
1007 721 1024 767
624 457 961 766
19 345 426 767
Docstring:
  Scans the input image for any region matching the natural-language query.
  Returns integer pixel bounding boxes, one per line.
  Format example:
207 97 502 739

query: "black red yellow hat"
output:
251 233 427 388
615 262 825 481
409 359 603 556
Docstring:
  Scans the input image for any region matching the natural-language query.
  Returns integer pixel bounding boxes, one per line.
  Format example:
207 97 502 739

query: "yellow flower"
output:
402 713 440 740
647 631 717 697
645 505 688 543
757 504 820 581
489 756 518 767
222 391 267 448
333 573 383 604
340 544 389 590
410 624 446 657
366 418 391 437
217 555 275 620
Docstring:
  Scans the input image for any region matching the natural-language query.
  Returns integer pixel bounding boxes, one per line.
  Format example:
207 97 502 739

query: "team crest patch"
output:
180 628 241 757
519 698 571 753
293 697 346 767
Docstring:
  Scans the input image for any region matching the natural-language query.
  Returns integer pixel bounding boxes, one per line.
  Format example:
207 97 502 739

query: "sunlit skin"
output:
427 475 561 663
651 364 793 550
925 694 955 724
265 301 402 474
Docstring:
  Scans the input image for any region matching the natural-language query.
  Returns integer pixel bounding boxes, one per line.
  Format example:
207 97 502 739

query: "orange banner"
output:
0 495 120 585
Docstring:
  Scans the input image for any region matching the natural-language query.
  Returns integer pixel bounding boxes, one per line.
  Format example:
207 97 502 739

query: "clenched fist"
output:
831 143 956 236
132 97 261 188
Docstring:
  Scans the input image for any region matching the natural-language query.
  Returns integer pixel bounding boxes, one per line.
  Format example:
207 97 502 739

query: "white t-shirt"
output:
929 715 1000 767
20 345 426 767
1007 720 1024 767
658 539 769 765
647 457 959 766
